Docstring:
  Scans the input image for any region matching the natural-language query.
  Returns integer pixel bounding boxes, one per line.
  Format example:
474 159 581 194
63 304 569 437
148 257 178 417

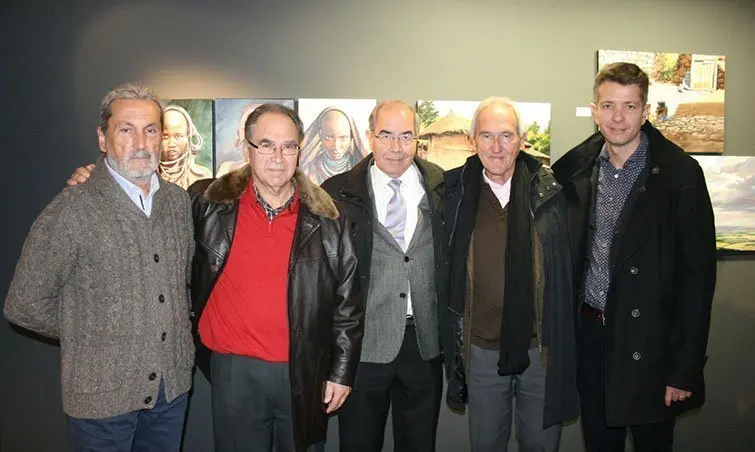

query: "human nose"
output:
135 131 147 149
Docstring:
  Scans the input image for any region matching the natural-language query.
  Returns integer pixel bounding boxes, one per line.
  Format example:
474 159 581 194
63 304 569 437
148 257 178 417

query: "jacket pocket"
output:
65 345 130 394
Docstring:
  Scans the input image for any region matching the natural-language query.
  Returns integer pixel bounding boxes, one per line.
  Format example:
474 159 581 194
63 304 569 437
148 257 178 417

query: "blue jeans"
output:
67 379 188 452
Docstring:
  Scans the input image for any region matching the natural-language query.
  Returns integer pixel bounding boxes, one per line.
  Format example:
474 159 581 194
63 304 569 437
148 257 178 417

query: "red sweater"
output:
198 183 299 362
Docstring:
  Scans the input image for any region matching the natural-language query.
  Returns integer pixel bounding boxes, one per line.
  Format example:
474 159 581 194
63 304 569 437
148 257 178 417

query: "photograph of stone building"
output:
599 50 726 154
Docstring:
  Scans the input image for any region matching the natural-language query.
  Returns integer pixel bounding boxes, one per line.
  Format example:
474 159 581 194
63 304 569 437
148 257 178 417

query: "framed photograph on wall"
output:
161 99 213 189
416 100 551 170
297 98 376 185
598 49 726 155
692 156 755 255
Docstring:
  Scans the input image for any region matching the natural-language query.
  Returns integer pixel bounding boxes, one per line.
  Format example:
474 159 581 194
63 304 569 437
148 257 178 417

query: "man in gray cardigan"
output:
4 83 195 452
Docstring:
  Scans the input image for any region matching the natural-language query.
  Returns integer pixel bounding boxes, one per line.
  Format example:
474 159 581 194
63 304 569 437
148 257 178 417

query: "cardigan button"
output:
631 309 640 318
153 254 160 263
632 352 642 361
630 267 639 275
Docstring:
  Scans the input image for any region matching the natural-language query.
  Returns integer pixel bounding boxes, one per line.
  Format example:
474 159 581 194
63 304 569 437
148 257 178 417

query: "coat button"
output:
148 372 157 381
631 309 640 318
404 256 410 262
158 294 165 303
632 352 642 361
538 192 544 198
144 396 152 404
651 166 660 175
399 293 407 299
630 266 639 275
161 332 166 341
153 254 160 262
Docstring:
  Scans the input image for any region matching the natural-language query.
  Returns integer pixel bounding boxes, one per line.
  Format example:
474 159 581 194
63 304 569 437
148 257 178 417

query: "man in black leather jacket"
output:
188 103 363 452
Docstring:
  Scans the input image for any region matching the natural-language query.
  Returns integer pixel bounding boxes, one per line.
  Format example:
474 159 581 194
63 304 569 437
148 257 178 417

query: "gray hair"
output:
98 83 164 133
469 97 524 138
368 100 421 136
244 103 304 144
164 104 203 153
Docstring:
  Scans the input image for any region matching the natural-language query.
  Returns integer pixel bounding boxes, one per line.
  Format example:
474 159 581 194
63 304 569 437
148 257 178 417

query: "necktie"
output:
384 179 406 249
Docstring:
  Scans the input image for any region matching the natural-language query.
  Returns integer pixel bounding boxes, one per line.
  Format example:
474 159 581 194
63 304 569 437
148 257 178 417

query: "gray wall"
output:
2 0 754 450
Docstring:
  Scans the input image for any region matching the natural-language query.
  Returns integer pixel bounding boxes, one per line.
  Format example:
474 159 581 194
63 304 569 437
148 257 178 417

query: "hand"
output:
664 386 692 407
323 381 351 414
66 164 95 186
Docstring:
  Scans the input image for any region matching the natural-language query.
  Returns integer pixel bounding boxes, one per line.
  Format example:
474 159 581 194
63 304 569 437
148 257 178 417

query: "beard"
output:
107 149 159 184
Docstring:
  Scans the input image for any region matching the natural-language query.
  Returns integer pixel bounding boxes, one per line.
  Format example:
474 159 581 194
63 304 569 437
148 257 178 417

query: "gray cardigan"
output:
4 157 195 419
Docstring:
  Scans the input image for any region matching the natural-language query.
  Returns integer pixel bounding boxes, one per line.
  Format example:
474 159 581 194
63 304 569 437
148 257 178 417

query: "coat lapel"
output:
611 154 670 272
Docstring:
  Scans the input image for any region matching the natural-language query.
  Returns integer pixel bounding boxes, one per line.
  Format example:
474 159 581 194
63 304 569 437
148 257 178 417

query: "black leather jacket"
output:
443 153 579 428
188 166 363 451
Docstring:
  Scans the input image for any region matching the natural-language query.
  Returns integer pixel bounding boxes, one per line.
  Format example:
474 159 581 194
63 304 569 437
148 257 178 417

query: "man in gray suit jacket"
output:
4 84 194 452
321 100 446 452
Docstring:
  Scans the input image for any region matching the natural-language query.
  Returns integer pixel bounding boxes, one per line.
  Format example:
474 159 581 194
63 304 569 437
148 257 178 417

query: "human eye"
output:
146 126 159 135
399 133 415 143
260 142 274 151
503 132 514 140
601 103 613 110
480 133 492 141
283 143 299 153
323 134 335 141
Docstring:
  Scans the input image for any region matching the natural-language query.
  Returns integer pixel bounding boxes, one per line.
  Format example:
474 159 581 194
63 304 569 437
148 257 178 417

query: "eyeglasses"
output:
373 132 417 146
477 131 518 146
247 139 300 155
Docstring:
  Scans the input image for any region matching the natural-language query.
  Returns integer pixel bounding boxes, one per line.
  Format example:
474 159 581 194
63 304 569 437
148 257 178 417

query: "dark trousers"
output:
338 325 443 452
210 352 324 452
577 311 675 452
67 379 188 452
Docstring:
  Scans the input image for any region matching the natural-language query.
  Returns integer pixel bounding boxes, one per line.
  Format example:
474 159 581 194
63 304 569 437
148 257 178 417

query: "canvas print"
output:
214 98 296 177
692 156 755 254
297 98 376 185
598 50 726 154
416 100 552 170
160 99 213 189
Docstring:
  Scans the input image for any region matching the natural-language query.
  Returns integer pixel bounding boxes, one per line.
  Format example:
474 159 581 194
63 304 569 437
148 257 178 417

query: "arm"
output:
665 164 716 395
4 191 79 338
325 217 363 412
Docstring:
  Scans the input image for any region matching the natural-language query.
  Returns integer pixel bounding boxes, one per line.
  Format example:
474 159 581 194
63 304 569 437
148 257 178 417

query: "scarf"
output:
497 154 537 375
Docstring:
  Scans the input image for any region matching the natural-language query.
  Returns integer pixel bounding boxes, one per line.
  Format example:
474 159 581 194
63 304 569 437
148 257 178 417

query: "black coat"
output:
443 153 580 428
552 122 717 426
320 155 448 347
187 166 363 452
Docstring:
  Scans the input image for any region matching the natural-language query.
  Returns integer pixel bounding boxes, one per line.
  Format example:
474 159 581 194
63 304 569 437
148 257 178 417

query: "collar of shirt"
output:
598 131 649 171
104 157 160 216
370 161 422 195
482 169 512 209
251 178 298 222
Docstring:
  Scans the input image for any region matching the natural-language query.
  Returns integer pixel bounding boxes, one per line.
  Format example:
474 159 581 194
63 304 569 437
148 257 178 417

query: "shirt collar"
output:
104 156 160 198
599 131 649 168
251 177 298 221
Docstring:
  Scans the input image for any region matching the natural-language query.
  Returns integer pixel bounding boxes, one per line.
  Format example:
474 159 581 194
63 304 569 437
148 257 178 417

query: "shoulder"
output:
551 130 603 181
320 171 349 198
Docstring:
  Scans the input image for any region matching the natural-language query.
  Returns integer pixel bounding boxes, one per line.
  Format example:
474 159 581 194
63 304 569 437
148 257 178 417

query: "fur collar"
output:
203 165 339 220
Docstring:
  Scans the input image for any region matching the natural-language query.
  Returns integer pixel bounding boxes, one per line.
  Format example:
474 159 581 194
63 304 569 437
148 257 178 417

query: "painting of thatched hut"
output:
419 112 474 170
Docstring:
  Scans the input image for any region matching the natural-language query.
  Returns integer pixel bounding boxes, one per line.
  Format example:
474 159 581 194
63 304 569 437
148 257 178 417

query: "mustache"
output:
129 149 153 159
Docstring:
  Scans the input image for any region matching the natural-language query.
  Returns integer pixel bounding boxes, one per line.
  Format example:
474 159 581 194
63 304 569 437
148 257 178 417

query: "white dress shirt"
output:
371 162 425 317
482 169 512 209
105 157 160 217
